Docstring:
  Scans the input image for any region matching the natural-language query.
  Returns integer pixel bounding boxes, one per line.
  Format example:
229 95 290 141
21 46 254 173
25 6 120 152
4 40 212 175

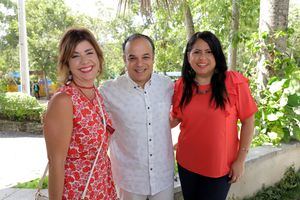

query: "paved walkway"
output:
0 132 47 199
0 126 180 199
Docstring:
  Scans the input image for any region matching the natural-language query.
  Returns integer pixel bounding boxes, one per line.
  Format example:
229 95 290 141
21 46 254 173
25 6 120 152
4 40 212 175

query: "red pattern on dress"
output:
59 85 117 200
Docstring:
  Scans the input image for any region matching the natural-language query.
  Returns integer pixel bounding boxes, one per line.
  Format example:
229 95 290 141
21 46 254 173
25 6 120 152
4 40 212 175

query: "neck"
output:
73 80 95 89
194 76 211 85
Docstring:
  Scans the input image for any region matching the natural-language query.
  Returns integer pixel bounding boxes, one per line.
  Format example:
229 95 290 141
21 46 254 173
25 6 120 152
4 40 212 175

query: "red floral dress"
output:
59 85 117 200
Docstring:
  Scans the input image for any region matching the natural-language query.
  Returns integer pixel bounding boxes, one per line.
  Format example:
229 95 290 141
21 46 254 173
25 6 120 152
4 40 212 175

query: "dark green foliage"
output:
0 92 46 122
244 166 300 200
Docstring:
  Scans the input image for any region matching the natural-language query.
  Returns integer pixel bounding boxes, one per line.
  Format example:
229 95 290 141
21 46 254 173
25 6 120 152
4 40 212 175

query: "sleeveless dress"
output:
59 85 117 200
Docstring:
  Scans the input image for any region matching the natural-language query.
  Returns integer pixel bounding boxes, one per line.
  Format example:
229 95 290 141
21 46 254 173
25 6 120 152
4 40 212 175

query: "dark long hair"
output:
180 31 228 110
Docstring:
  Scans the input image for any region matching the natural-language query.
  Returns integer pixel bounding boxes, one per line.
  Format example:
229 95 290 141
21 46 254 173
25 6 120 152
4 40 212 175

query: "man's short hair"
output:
122 33 155 54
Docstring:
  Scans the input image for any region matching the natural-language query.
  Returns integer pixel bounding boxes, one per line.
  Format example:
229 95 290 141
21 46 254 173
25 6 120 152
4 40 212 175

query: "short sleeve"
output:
226 71 258 121
171 78 183 120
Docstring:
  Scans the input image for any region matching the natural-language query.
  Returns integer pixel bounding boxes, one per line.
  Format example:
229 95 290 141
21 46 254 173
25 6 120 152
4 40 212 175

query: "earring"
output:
66 72 72 85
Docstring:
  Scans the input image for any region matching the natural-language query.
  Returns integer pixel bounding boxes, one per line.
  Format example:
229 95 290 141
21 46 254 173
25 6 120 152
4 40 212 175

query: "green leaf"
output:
267 132 278 140
288 94 300 107
293 126 300 141
267 112 284 121
269 79 286 94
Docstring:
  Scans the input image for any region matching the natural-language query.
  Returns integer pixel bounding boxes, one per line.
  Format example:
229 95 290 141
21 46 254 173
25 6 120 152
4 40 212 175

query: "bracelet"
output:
240 147 249 153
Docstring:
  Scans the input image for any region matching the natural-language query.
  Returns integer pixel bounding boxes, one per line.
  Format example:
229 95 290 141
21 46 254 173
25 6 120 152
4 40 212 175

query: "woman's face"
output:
188 39 216 81
68 40 100 86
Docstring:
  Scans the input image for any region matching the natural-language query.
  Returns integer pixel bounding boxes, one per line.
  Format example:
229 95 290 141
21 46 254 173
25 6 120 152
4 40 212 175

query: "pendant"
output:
197 88 211 94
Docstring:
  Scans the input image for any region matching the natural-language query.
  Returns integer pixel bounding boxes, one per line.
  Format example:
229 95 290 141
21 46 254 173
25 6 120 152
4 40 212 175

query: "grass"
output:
244 166 300 200
14 176 48 189
13 166 300 200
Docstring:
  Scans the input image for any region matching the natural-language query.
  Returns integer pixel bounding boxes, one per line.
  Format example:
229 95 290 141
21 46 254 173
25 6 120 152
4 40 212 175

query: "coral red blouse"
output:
172 71 258 178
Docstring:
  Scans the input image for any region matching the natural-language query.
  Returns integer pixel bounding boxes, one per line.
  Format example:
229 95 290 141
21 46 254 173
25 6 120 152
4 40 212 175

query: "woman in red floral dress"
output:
44 28 117 200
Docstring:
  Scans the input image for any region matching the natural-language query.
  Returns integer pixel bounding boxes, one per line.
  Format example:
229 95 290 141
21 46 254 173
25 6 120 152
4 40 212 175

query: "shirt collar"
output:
125 72 153 89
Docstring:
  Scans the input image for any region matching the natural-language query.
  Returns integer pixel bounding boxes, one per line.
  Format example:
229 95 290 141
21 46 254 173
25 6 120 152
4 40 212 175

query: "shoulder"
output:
101 75 126 89
225 71 249 86
153 73 173 84
44 92 73 123
174 77 183 88
47 92 72 112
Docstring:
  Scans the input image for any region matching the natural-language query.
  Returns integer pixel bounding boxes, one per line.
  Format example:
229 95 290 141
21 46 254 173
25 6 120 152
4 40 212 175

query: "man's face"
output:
123 38 154 88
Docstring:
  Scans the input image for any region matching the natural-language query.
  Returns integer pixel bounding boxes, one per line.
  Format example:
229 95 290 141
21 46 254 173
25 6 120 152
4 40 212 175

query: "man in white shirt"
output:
99 34 174 200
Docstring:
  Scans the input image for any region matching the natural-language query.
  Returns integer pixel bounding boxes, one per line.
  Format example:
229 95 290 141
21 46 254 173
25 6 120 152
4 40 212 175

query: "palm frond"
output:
118 0 180 16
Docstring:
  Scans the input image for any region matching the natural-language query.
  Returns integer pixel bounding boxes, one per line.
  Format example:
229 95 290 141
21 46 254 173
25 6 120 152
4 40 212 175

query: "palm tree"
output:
257 0 290 89
228 0 240 70
118 0 195 40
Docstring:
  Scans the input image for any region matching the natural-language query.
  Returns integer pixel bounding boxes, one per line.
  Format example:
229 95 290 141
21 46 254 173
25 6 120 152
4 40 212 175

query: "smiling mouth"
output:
197 64 208 67
79 66 93 73
135 68 146 73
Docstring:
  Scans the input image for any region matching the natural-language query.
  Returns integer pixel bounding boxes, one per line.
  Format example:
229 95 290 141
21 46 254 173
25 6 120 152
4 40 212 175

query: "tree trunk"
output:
257 0 289 89
43 69 50 100
183 1 194 40
228 0 240 70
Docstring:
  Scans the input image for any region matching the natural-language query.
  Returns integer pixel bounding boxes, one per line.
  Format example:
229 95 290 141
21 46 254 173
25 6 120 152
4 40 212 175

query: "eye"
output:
206 50 212 54
71 54 79 59
143 56 150 60
128 57 136 61
86 51 94 55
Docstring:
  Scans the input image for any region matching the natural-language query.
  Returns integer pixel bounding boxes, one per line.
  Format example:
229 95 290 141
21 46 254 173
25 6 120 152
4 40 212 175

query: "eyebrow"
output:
128 53 151 57
193 48 211 51
73 48 94 54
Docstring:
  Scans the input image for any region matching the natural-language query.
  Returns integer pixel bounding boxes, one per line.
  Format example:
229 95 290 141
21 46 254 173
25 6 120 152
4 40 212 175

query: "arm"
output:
229 114 255 183
43 93 73 199
169 113 180 128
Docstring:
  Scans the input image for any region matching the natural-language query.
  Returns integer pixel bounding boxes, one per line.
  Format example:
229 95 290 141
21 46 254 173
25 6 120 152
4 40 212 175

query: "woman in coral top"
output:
43 28 117 200
171 31 257 200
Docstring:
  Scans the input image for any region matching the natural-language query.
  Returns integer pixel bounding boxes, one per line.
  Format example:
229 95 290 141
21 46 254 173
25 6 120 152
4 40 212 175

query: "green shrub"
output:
247 30 300 145
0 92 46 122
244 166 300 200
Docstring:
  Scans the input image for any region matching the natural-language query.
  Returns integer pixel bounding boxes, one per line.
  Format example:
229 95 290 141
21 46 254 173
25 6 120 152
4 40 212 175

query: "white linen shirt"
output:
99 73 174 195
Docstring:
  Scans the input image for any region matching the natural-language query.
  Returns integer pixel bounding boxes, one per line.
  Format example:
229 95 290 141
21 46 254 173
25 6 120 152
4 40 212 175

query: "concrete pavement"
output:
0 132 48 200
0 188 47 200
0 126 180 200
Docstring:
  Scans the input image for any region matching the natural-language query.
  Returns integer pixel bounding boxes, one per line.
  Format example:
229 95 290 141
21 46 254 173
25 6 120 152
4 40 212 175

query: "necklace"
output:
73 80 95 89
197 88 211 94
194 80 211 95
73 81 96 101
77 86 96 101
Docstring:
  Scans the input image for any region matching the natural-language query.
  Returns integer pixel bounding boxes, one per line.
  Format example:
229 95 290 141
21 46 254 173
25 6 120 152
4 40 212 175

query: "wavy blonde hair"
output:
57 27 104 85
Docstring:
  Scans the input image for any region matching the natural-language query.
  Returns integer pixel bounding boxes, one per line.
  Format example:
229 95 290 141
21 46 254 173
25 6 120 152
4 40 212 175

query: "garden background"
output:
0 0 299 199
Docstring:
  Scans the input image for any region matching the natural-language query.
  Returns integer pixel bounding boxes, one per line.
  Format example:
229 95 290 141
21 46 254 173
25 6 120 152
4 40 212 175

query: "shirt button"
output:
134 86 137 89
148 123 151 125
149 139 152 141
150 168 153 171
144 91 147 94
147 107 150 109
150 154 152 156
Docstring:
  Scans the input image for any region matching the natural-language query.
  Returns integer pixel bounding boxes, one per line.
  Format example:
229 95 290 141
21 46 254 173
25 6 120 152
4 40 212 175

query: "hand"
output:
173 143 178 151
228 159 245 183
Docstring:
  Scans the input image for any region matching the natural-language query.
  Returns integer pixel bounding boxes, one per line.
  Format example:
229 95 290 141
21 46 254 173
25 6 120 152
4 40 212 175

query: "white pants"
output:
117 184 174 200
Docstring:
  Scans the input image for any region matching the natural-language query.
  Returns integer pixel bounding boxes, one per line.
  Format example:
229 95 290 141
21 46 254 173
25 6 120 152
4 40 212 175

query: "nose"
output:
136 58 143 67
80 55 89 64
198 52 207 59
